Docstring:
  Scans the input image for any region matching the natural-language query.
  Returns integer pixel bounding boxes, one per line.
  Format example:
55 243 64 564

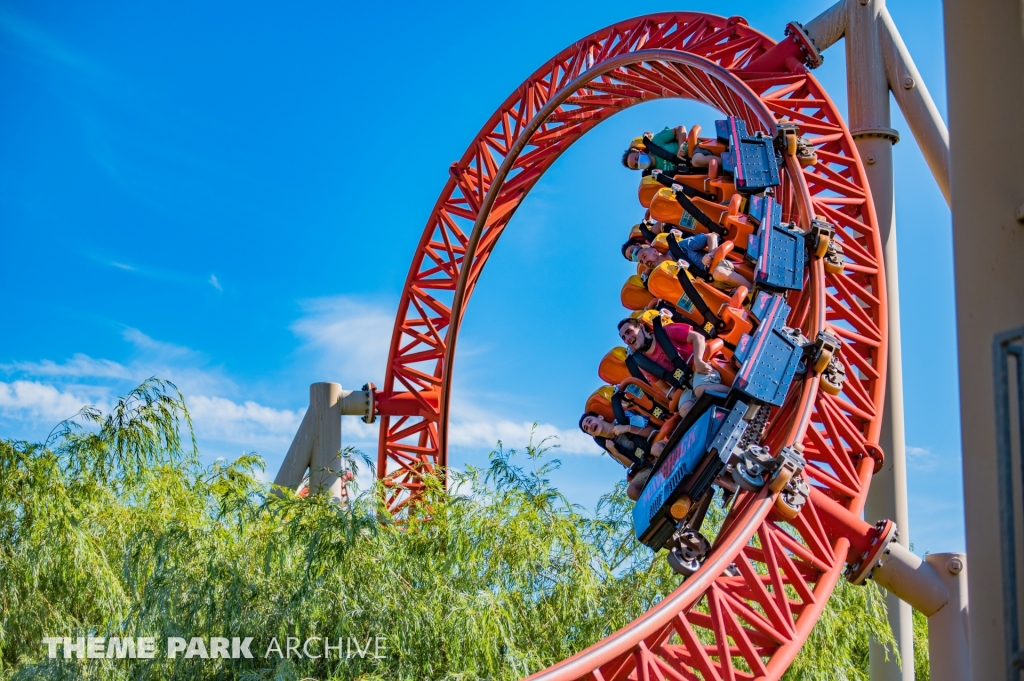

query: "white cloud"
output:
3 354 133 380
0 331 286 456
341 415 379 443
1 296 597 486
0 376 304 455
290 296 395 387
3 332 214 394
448 418 599 455
0 380 107 424
209 274 222 291
444 389 599 455
907 445 938 471
287 296 597 455
122 327 199 362
186 395 303 446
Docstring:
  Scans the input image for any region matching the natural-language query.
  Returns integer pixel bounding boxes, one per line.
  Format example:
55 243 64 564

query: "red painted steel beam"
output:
376 391 440 419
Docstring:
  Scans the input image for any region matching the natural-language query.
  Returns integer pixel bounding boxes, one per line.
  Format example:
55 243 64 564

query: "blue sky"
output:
0 0 960 554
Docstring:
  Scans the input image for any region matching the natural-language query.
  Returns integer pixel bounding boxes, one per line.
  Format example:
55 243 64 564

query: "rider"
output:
635 232 753 291
617 316 729 419
621 126 719 173
579 411 655 501
622 239 646 264
621 218 671 263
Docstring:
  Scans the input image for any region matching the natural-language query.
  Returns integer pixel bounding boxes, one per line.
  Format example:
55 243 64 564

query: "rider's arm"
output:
613 423 655 438
603 440 634 468
688 330 710 374
673 126 688 156
691 148 713 167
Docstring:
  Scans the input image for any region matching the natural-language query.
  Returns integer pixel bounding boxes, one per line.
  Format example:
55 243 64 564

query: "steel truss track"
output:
376 12 886 680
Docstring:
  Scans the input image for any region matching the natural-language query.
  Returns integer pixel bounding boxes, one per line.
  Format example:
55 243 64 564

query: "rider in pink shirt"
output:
617 316 729 421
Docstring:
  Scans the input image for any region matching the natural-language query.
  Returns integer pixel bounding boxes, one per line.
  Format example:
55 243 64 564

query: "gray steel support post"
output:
944 0 1024 676
274 383 374 498
869 545 971 680
804 3 961 679
924 553 971 681
845 0 914 676
308 382 343 499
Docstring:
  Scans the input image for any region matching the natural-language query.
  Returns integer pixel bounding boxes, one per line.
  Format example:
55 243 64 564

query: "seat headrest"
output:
585 386 615 422
620 275 654 310
650 187 685 225
638 175 663 208
598 347 631 385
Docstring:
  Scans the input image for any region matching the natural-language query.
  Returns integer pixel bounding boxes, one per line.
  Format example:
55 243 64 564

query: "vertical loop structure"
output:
376 13 887 679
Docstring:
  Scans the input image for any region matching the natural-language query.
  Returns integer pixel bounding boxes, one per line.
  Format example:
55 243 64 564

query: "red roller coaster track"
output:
375 12 886 680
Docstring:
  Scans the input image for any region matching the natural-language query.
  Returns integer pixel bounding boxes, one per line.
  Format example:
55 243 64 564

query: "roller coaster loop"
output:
374 12 887 681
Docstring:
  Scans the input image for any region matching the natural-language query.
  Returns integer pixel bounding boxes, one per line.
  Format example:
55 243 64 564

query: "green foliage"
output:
0 381 926 680
781 579 896 681
913 607 930 680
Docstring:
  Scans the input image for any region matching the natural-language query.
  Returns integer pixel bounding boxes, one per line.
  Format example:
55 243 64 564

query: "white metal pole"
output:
924 553 971 681
274 384 374 495
878 8 951 205
873 541 949 615
803 0 848 52
868 545 972 680
943 0 1024 675
273 406 314 490
804 2 961 679
844 0 915 677
309 382 343 499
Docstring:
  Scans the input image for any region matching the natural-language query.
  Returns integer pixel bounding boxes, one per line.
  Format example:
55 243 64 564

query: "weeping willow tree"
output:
0 380 925 680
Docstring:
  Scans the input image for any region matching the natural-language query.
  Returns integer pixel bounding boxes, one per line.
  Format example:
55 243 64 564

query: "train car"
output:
630 292 817 575
632 394 752 552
